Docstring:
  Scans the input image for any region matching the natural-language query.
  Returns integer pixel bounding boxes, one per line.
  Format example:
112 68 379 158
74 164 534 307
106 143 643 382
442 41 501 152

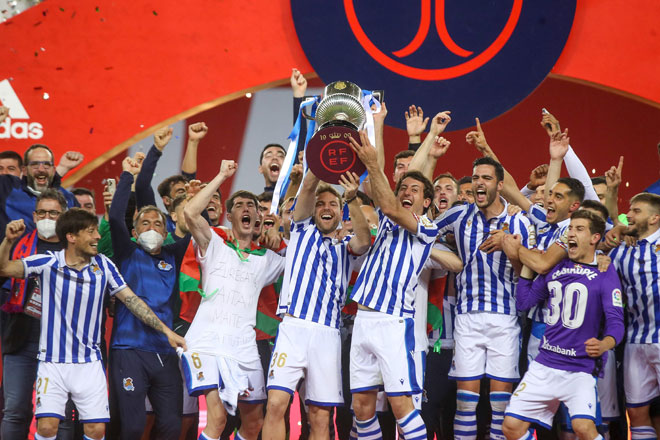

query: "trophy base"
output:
305 124 366 185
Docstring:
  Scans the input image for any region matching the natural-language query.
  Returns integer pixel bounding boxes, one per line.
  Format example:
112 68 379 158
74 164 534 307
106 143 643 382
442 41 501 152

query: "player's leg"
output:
570 419 600 440
624 344 659 440
69 361 110 440
350 310 384 440
263 318 307 440
307 405 332 440
34 361 70 439
201 389 227 440
36 417 60 439
501 416 532 440
451 313 489 440
237 402 264 440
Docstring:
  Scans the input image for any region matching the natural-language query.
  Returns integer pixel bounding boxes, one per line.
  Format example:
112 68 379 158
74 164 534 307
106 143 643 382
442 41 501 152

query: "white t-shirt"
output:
185 231 285 362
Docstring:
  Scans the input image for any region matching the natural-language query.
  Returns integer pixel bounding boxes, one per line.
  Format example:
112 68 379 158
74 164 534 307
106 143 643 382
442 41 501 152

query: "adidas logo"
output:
0 79 44 139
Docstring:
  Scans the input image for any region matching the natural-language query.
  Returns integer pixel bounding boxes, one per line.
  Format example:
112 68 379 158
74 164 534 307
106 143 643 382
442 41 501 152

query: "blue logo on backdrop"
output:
291 0 576 130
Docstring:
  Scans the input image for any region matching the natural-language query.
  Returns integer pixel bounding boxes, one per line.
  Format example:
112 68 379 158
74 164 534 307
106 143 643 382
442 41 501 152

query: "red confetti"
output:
87 104 95 108
55 66 63 70
89 127 94 134
104 66 114 70
34 52 38 57
33 21 42 26
33 86 43 90
71 11 76 18
42 10 48 16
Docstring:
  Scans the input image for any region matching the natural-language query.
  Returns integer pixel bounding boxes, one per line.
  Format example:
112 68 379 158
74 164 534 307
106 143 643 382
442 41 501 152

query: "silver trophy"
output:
303 81 383 183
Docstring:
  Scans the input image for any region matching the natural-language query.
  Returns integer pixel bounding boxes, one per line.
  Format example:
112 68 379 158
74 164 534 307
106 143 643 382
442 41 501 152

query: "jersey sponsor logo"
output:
0 79 44 139
541 335 576 357
158 260 173 271
612 288 623 307
123 377 135 391
291 1 576 130
551 264 597 281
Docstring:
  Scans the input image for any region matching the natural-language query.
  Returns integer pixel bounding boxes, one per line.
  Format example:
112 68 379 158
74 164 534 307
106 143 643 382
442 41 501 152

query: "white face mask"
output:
36 219 57 239
137 229 164 253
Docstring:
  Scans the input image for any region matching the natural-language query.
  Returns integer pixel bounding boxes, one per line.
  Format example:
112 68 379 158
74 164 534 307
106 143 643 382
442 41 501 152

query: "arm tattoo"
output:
123 294 164 333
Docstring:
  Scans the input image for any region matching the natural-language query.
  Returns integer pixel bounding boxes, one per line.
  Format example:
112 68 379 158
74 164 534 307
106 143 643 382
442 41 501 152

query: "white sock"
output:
455 390 479 440
396 409 427 440
356 414 382 440
489 391 511 440
631 426 657 440
35 434 57 440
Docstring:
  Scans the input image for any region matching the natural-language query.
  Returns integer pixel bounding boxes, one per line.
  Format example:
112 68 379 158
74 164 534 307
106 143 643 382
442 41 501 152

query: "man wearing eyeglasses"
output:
0 144 79 242
0 189 70 439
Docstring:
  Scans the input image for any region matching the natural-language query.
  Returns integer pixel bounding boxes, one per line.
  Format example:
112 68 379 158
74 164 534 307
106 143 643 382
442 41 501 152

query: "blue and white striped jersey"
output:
435 200 532 315
610 228 660 344
22 250 127 363
279 216 357 329
527 204 569 252
350 209 438 318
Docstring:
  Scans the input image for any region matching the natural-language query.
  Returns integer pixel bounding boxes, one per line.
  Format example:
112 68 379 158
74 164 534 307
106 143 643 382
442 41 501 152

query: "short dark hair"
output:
37 189 68 211
458 176 472 186
23 144 54 166
580 200 609 221
472 157 504 182
433 173 459 192
555 177 585 204
630 192 660 214
393 150 415 170
56 208 98 246
71 187 95 199
226 190 259 213
259 144 286 164
0 150 23 167
394 170 434 213
570 209 605 237
356 190 373 207
591 176 606 186
157 175 188 199
279 196 295 215
170 194 188 213
257 191 274 204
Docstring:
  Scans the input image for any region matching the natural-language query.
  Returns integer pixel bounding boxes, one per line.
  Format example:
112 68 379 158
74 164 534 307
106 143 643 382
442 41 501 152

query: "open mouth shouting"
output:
437 197 448 210
242 214 253 229
474 188 487 204
401 198 413 210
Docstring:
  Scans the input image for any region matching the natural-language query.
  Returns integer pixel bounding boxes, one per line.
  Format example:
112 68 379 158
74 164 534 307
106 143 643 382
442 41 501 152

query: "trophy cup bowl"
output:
306 81 368 184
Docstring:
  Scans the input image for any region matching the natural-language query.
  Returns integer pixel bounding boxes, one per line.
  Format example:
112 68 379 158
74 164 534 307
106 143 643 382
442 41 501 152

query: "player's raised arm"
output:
0 220 28 279
408 111 451 180
292 169 320 222
184 160 237 254
114 286 187 351
349 131 421 234
339 171 371 255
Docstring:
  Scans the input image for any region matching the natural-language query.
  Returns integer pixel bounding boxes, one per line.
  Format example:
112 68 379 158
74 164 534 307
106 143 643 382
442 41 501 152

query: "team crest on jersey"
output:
466 220 472 228
123 377 135 391
157 260 173 271
36 397 41 408
502 222 509 232
90 263 101 275
612 289 623 307
269 369 274 379
197 371 205 381
655 244 660 253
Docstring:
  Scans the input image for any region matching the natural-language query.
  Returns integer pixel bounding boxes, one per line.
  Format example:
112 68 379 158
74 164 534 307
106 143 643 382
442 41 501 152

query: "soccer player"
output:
434 122 533 440
0 208 185 440
348 131 438 440
262 170 371 440
503 209 624 440
182 160 285 440
608 193 660 440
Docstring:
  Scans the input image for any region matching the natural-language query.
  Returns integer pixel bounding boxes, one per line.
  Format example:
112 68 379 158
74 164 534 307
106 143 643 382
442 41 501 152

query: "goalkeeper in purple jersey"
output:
501 210 624 440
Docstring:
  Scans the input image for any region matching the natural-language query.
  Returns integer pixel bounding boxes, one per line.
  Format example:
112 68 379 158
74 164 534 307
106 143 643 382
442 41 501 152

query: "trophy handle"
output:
371 90 385 104
301 95 317 121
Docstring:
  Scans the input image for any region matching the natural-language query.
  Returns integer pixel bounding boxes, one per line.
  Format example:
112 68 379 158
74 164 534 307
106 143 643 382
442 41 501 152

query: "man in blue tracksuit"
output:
108 156 191 440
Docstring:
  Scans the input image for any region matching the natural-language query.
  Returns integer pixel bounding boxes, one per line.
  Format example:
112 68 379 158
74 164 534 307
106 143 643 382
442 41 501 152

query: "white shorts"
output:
624 343 660 407
35 360 109 422
146 361 199 416
449 312 520 382
267 316 343 406
181 352 266 404
350 309 418 395
412 350 426 410
505 361 598 430
597 350 619 420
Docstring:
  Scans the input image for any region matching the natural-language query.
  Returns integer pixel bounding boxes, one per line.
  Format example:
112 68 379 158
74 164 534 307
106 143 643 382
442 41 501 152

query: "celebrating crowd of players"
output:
0 68 659 440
